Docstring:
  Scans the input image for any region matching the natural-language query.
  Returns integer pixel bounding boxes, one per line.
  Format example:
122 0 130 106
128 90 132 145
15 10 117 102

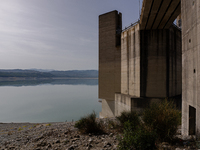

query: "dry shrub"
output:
116 111 140 131
118 118 157 150
143 100 181 142
75 111 104 134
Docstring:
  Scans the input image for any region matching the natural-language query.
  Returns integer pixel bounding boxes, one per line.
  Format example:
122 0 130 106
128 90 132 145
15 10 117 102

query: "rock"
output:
162 142 169 145
0 119 186 150
37 140 47 147
88 138 93 142
16 138 21 141
47 143 52 148
67 145 74 150
87 144 93 149
34 136 44 142
104 141 112 148
62 139 70 144
107 142 112 146
74 135 80 138
55 139 60 143
113 145 118 149
109 133 113 137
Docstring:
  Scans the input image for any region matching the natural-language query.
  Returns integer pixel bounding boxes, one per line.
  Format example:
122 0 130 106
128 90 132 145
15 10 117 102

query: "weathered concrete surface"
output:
181 0 200 137
114 23 181 116
99 7 182 118
115 93 179 117
121 24 182 99
99 99 115 118
121 24 140 97
140 26 182 98
140 0 181 30
115 93 132 116
99 10 122 101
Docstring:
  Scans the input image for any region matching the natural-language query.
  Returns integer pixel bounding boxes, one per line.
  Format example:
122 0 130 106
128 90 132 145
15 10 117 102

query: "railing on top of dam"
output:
122 20 140 32
121 20 181 33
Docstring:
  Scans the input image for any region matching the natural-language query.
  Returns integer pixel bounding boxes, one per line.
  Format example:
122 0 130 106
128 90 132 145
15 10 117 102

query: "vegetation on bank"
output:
117 100 181 150
75 100 181 150
74 111 104 134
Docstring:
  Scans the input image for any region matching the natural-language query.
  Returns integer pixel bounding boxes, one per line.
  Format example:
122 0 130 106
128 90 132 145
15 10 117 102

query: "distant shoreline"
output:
0 77 98 81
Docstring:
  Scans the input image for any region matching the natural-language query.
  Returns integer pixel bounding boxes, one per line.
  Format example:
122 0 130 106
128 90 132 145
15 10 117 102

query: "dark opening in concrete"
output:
189 105 196 135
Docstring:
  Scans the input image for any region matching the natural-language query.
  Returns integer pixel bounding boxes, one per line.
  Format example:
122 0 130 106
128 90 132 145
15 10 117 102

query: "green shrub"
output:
75 111 104 134
118 121 157 150
143 100 181 142
107 120 121 130
116 111 140 131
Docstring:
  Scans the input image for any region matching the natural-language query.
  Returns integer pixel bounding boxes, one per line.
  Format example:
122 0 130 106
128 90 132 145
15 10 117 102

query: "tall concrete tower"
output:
99 10 122 117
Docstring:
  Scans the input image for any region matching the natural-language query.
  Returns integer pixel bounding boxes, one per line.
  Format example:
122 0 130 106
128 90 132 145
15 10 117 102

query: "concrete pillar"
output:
181 0 200 136
99 10 122 117
99 10 122 101
99 99 115 118
121 24 140 97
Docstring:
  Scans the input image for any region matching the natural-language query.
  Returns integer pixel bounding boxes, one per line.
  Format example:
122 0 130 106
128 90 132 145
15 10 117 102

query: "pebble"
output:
0 118 196 150
0 119 120 149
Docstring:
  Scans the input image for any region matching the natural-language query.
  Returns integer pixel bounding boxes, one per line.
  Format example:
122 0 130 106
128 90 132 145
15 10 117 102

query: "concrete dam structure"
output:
99 0 200 136
181 0 200 136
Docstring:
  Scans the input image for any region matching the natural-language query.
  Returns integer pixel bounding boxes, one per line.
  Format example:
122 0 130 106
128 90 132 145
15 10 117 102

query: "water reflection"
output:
0 79 100 123
0 78 98 87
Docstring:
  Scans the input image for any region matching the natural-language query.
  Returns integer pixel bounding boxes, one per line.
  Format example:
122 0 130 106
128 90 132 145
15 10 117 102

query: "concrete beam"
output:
164 3 181 29
158 0 181 29
146 0 162 30
152 0 172 29
140 0 154 30
140 0 181 30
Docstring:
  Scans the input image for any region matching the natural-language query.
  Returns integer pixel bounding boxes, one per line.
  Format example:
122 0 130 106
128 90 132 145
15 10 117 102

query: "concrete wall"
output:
168 26 182 98
115 93 165 116
115 93 132 116
121 24 140 97
140 26 182 98
99 10 182 118
99 10 122 101
99 99 115 118
182 0 200 136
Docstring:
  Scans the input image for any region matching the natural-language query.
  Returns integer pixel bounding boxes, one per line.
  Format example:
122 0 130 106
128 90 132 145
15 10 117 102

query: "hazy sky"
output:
0 0 141 70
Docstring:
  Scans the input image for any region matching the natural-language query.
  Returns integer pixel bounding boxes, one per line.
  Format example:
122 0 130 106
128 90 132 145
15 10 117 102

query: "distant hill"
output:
0 69 98 78
50 70 98 78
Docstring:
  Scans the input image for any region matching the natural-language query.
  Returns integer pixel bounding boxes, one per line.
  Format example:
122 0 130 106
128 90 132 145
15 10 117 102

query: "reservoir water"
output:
0 79 100 123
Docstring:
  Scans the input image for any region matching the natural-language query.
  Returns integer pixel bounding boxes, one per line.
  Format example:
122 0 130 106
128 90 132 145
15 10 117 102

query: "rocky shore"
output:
0 118 198 150
0 118 119 150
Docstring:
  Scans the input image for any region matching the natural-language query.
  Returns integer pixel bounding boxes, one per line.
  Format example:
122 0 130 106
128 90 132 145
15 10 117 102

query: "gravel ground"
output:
0 118 198 150
0 118 119 150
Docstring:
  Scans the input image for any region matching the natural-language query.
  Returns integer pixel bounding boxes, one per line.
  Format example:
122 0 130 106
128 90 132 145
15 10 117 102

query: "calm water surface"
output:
0 79 100 123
